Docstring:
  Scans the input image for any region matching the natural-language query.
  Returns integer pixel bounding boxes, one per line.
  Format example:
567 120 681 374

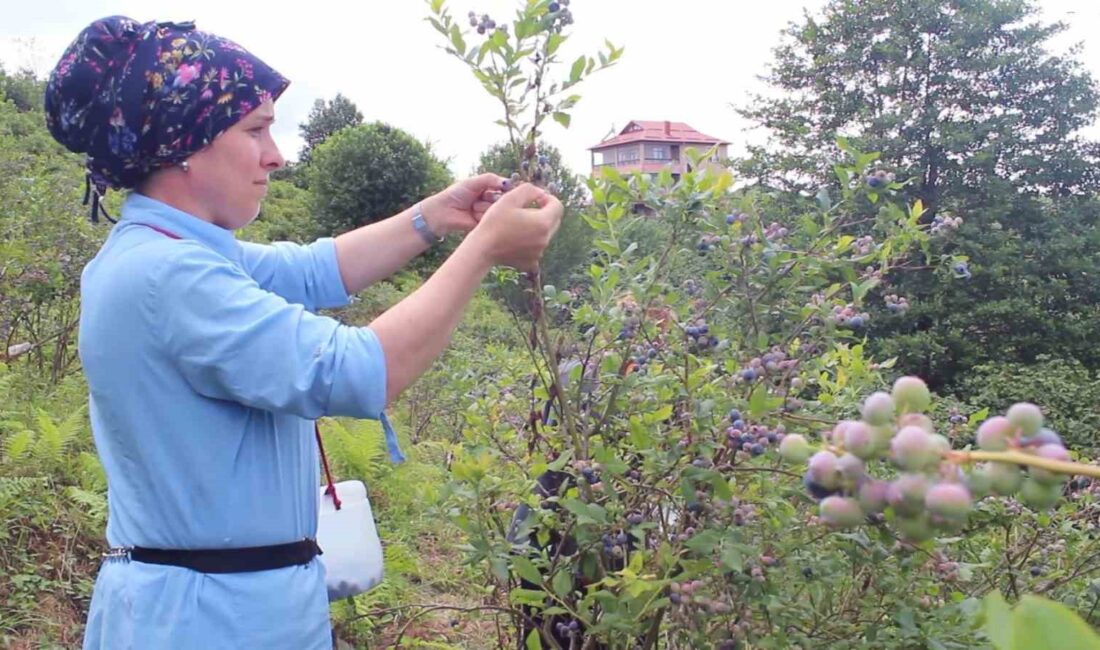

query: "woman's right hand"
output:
466 183 564 272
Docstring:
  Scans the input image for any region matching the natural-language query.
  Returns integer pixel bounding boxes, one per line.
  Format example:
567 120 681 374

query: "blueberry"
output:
627 513 644 526
549 1 561 11
741 369 757 381
725 213 737 225
728 409 742 423
616 532 629 545
750 443 765 456
802 472 836 500
647 348 658 359
568 620 580 631
867 175 884 188
1030 566 1042 577
802 567 814 578
732 419 745 430
766 432 778 444
848 316 865 328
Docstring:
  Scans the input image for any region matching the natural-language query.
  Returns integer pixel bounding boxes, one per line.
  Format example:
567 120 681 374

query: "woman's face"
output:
184 99 284 229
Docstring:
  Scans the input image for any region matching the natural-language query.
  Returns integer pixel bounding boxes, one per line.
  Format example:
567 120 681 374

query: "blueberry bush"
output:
425 1 1100 648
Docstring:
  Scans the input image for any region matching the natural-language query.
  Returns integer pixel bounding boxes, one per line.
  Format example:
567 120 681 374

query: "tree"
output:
297 93 363 165
740 0 1100 207
476 141 593 299
738 0 1100 388
308 122 452 237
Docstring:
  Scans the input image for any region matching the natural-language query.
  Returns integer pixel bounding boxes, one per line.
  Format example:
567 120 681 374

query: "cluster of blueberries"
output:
866 169 895 189
884 293 910 314
736 348 799 383
778 376 1078 542
724 409 782 457
829 303 869 330
931 213 963 235
467 11 504 35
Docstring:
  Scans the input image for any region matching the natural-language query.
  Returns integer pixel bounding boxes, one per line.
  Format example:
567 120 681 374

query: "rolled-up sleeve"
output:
151 243 385 419
238 238 350 311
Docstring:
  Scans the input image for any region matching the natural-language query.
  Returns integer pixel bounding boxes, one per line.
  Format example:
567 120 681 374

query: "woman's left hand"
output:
420 173 508 236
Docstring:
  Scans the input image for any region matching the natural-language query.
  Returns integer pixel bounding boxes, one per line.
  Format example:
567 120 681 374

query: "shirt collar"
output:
120 192 242 262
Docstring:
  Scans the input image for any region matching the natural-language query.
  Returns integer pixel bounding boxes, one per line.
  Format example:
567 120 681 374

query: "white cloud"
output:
2 0 1098 179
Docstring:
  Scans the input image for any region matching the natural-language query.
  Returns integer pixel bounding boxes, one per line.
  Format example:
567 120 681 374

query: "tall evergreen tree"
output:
738 0 1100 388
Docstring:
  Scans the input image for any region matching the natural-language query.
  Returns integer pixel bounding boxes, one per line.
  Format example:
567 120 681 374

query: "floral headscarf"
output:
44 16 289 221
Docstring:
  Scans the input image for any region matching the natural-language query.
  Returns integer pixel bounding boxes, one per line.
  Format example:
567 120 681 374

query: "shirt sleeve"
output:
237 238 350 311
151 243 386 420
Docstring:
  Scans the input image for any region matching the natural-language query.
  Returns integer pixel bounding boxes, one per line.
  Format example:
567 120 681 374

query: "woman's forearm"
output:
367 236 492 404
333 206 435 294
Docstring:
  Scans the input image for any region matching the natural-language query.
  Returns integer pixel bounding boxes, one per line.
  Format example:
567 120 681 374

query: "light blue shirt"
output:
80 193 400 649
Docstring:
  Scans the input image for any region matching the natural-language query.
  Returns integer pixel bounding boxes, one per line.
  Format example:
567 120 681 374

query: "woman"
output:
44 15 563 650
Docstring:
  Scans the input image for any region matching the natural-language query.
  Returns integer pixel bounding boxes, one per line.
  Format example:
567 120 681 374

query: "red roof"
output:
589 120 729 150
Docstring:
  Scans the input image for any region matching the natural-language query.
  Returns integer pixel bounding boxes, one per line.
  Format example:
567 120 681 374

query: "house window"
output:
618 147 639 163
648 145 669 160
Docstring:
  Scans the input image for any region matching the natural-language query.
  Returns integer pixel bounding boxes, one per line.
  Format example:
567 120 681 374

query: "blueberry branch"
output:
947 449 1100 479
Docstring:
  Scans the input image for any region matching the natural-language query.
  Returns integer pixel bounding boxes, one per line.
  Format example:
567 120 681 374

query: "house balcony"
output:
592 158 688 174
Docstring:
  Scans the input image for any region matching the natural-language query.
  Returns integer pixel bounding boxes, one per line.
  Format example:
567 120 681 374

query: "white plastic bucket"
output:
317 480 384 601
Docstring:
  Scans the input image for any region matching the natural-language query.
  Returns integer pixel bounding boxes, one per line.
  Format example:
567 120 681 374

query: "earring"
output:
179 160 190 173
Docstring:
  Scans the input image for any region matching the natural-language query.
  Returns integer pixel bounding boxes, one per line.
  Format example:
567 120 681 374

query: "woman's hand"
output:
464 182 564 272
419 173 508 236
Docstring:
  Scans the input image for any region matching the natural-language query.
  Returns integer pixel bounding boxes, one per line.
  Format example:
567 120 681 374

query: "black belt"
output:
106 538 323 574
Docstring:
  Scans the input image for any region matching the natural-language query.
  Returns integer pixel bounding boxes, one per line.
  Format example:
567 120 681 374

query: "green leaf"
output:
1012 595 1100 650
982 592 1014 650
511 588 547 607
513 556 543 585
570 56 586 83
552 568 573 599
449 25 466 56
525 629 542 650
546 32 564 56
553 112 571 128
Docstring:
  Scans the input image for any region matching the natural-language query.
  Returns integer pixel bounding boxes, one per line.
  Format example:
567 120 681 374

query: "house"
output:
588 120 730 181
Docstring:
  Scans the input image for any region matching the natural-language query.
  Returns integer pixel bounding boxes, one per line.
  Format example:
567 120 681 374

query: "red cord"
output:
315 422 341 510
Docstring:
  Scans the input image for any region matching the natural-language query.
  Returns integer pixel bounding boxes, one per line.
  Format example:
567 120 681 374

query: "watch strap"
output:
412 205 444 245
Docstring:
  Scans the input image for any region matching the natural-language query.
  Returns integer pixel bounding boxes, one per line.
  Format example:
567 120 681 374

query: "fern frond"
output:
3 429 34 463
78 451 107 491
319 418 386 483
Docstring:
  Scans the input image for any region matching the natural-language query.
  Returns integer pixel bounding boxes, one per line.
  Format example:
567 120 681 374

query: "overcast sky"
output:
2 1 1098 179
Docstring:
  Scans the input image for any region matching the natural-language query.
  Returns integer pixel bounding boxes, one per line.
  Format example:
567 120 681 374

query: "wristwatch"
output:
412 204 444 246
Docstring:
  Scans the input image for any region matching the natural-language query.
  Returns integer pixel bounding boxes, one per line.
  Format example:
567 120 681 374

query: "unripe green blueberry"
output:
925 434 951 471
897 412 935 433
1019 478 1061 511
887 473 930 517
977 416 1013 451
808 451 840 489
966 466 993 499
778 434 813 463
892 376 931 413
861 391 896 426
858 479 890 513
842 422 877 460
1006 402 1043 437
820 496 864 528
1029 444 1071 485
836 453 866 482
870 424 895 453
925 482 972 520
987 462 1023 496
891 426 938 471
895 514 934 542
